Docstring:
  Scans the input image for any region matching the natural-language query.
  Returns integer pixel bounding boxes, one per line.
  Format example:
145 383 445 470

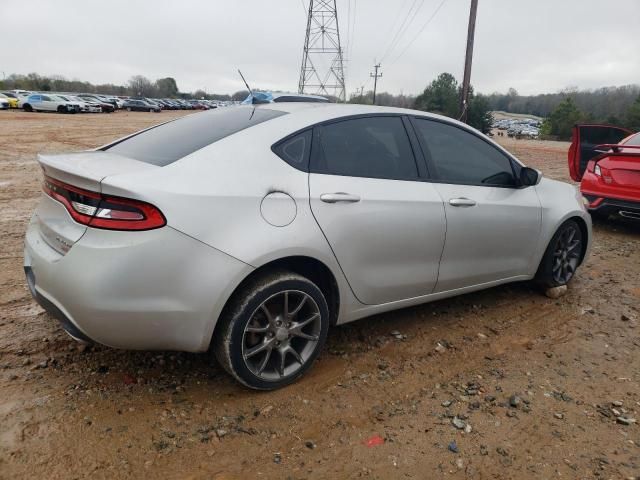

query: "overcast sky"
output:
3 0 639 96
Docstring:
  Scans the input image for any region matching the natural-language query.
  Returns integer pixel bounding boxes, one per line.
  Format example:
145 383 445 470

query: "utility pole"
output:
459 0 478 123
298 0 346 102
370 63 382 105
358 85 364 101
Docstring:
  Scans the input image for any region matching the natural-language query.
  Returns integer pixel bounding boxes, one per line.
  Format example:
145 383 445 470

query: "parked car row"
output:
0 89 230 114
493 117 541 139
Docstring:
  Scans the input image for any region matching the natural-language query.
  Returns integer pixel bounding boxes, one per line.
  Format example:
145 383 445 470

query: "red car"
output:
568 124 640 220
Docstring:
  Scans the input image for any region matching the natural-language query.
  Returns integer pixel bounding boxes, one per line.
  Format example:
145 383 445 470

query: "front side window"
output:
413 118 517 187
313 116 418 180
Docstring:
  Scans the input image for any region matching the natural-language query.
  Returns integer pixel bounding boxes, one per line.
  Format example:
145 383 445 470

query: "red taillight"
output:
43 175 166 231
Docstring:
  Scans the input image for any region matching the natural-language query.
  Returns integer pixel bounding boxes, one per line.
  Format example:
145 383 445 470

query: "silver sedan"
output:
24 103 591 389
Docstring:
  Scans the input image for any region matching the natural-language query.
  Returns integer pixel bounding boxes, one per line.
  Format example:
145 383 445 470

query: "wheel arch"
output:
209 255 341 349
568 215 590 265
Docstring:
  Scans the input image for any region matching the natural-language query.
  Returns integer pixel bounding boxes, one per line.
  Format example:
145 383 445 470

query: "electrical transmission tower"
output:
298 0 346 102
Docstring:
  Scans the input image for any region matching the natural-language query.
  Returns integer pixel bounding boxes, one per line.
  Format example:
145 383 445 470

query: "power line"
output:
348 0 357 64
374 0 410 61
380 0 426 63
388 0 449 66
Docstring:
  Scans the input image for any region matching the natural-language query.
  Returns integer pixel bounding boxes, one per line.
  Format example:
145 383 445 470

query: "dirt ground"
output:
0 110 639 479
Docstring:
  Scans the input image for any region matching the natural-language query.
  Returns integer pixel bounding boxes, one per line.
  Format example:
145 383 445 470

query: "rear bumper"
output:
25 265 93 343
584 195 640 220
24 215 253 352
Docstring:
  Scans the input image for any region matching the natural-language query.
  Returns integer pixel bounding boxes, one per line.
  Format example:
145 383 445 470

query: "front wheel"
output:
535 219 584 288
213 271 329 390
23 104 33 112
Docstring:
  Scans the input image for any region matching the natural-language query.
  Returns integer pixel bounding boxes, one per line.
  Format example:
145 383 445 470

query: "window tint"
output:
106 106 287 166
313 116 418 180
273 130 312 170
413 119 517 186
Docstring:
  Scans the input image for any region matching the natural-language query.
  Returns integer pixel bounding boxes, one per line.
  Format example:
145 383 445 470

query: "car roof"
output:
251 102 455 123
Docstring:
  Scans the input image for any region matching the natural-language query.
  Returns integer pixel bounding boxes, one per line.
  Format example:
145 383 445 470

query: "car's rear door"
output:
568 124 633 181
308 115 446 305
40 95 56 111
410 117 541 292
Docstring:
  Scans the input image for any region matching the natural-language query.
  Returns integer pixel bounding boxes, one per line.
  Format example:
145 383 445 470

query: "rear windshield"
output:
105 106 286 166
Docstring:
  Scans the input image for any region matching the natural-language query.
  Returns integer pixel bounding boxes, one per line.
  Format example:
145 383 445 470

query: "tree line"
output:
349 72 493 133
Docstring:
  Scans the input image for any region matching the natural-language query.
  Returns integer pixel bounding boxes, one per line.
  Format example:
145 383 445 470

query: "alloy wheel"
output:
242 290 322 382
551 224 582 284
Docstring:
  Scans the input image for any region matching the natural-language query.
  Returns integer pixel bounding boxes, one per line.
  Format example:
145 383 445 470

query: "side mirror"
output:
520 167 541 186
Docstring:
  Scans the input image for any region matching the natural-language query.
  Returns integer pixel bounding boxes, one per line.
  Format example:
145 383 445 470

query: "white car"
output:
24 103 592 389
22 94 80 113
57 95 102 113
0 96 9 110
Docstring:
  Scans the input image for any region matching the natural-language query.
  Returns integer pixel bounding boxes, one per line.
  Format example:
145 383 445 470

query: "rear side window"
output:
312 116 419 180
272 130 312 170
105 106 287 166
413 118 517 187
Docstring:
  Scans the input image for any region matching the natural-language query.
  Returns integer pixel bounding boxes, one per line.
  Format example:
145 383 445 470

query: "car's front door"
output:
411 117 541 292
309 115 446 305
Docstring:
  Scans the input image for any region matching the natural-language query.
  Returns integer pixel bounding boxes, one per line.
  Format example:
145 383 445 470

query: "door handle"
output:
320 193 361 204
449 197 477 207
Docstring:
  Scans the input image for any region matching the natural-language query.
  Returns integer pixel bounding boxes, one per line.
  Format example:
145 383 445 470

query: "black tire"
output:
126 107 132 112
535 219 584 288
23 104 33 112
149 108 153 112
57 106 66 114
213 271 330 390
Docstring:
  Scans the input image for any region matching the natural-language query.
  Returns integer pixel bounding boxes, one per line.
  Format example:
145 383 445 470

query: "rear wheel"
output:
535 220 584 288
213 271 329 390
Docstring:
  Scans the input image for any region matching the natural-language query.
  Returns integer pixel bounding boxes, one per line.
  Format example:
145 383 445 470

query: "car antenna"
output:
238 69 268 106
238 69 254 98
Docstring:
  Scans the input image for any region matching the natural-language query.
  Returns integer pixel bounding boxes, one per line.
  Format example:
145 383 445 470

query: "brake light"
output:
592 164 613 184
42 176 165 231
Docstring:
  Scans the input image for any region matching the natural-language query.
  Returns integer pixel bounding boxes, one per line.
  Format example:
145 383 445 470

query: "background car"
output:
0 93 19 109
122 99 161 112
0 96 9 110
57 94 102 113
77 95 115 113
22 94 79 113
242 92 329 104
569 124 640 220
24 103 591 390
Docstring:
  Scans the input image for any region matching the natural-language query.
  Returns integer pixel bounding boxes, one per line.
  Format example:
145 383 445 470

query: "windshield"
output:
105 106 287 166
623 132 640 146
